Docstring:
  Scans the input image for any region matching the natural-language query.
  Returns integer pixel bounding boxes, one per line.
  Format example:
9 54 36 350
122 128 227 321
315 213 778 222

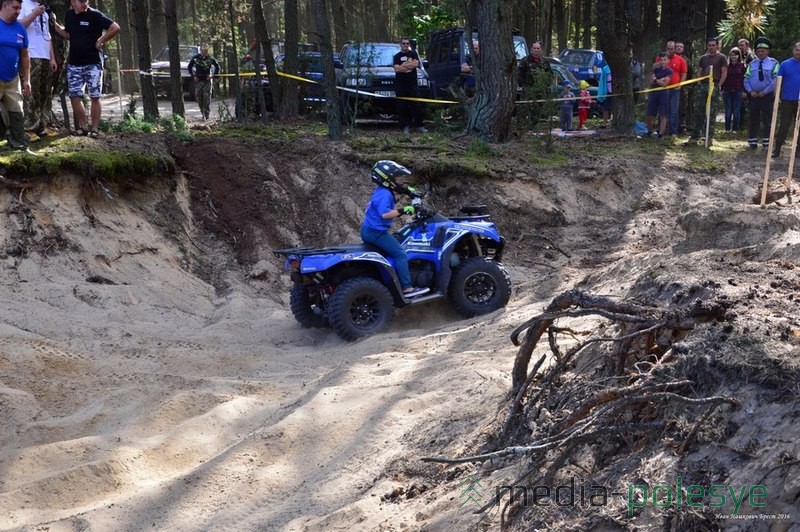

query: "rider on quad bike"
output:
274 160 511 341
361 160 430 299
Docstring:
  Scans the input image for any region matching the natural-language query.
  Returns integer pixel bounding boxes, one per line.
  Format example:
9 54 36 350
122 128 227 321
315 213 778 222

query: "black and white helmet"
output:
371 160 411 191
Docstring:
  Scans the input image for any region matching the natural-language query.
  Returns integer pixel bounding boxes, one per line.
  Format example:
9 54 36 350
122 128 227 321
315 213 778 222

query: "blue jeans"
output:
668 88 680 135
723 91 742 131
361 225 411 289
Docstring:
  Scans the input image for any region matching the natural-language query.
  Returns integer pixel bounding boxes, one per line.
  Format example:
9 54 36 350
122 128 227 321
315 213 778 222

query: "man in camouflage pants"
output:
187 44 219 120
19 0 56 137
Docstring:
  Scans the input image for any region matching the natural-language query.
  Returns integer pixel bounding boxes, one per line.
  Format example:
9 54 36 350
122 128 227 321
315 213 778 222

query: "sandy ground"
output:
1 130 799 531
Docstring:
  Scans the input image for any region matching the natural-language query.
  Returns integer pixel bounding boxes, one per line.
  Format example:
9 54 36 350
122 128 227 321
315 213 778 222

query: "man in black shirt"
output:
393 38 426 134
187 44 220 120
53 0 119 137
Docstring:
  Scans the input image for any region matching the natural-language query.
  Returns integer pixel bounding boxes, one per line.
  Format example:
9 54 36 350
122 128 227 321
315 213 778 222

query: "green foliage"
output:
465 138 495 158
100 99 193 141
716 0 774 48
0 141 175 181
763 0 800 60
399 0 461 50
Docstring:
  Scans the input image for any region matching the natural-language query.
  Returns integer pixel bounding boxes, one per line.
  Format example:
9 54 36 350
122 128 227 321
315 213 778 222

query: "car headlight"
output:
346 78 367 87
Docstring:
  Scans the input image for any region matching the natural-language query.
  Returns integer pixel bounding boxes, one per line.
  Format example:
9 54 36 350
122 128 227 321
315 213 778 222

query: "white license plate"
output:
375 91 395 97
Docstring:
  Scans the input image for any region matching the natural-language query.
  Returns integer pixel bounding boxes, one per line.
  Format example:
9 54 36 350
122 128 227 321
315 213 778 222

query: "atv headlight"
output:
417 78 429 87
346 77 367 87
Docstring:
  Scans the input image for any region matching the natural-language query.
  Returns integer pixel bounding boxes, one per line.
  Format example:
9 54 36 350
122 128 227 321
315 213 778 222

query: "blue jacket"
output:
362 186 395 231
744 56 779 94
778 57 800 101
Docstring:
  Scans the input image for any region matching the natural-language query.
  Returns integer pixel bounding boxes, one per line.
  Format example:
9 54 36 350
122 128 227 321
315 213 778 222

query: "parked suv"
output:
334 41 431 119
426 27 528 98
151 45 201 100
557 48 606 86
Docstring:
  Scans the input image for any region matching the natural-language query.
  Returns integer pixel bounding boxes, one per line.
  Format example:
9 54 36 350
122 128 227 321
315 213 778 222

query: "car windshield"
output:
513 37 527 60
559 50 596 67
463 36 527 61
154 47 198 62
344 44 397 67
551 64 580 86
278 53 324 73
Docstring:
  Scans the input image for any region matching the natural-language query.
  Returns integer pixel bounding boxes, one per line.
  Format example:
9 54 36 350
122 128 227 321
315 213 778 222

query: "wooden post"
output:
705 67 713 148
760 76 784 207
785 92 800 204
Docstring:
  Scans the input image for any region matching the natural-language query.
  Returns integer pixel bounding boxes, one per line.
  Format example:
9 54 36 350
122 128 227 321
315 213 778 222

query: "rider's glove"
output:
401 205 415 216
405 186 417 196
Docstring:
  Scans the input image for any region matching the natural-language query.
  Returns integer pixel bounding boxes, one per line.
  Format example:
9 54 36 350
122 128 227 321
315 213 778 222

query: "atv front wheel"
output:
449 257 511 318
328 277 394 341
290 284 329 328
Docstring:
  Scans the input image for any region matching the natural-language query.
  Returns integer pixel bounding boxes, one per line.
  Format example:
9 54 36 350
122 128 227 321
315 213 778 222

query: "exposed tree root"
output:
421 290 739 527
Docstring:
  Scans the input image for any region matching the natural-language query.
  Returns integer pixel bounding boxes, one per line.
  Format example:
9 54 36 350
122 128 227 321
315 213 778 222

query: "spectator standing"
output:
597 62 612 127
518 40 552 128
458 39 479 95
19 0 55 138
578 80 592 129
519 40 551 85
721 47 745 132
393 37 426 134
744 37 779 150
0 0 31 151
738 39 757 66
664 41 687 136
52 0 119 138
771 42 800 158
737 38 756 124
558 81 573 131
685 37 728 146
630 51 643 104
188 44 220 120
646 52 673 138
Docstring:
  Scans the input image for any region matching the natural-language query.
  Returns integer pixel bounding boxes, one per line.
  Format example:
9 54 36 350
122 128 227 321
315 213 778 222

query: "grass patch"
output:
0 138 175 181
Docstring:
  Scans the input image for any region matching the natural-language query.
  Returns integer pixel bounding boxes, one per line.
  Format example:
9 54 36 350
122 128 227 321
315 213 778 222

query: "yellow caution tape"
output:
121 68 713 107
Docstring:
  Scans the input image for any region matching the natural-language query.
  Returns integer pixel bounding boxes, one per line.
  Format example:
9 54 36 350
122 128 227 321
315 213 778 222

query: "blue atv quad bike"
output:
274 197 511 341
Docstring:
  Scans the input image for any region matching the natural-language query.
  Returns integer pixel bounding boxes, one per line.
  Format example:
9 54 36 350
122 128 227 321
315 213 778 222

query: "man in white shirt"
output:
19 0 56 137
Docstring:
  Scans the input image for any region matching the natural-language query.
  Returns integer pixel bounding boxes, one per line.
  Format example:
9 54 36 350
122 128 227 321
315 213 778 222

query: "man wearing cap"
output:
772 42 800 158
744 37 779 150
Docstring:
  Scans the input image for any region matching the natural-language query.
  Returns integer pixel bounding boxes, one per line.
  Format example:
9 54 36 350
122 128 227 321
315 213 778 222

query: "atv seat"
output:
273 243 386 258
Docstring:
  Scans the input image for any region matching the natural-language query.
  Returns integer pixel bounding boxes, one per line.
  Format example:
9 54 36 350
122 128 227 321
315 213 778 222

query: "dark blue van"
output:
557 48 607 86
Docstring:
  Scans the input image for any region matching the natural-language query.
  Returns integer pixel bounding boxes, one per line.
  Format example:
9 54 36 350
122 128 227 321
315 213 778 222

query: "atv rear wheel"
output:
328 277 394 341
449 257 511 318
289 284 329 328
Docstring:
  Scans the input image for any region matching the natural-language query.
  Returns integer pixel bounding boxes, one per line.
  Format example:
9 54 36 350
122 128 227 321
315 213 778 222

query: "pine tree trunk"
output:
131 0 159 120
114 0 137 94
254 0 281 117
280 0 300 120
163 0 185 116
310 0 341 139
465 0 516 142
149 0 167 51
581 0 592 49
597 0 634 133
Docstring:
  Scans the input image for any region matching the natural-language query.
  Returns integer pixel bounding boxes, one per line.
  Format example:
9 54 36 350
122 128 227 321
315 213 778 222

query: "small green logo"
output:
459 475 484 508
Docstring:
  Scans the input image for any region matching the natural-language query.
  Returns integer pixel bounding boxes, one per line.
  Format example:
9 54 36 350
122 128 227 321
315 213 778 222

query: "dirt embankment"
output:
0 131 798 531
